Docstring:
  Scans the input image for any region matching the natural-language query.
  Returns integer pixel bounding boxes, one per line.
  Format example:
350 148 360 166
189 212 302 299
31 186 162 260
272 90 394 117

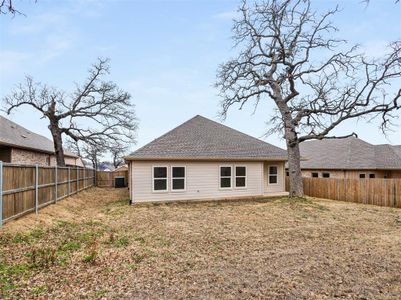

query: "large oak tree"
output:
3 58 138 166
216 0 401 197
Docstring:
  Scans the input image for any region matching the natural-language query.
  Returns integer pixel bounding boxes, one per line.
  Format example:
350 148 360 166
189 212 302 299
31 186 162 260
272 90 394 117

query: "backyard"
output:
0 188 400 299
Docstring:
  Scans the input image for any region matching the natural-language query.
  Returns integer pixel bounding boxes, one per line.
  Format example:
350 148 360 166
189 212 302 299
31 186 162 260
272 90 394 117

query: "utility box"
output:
114 176 125 188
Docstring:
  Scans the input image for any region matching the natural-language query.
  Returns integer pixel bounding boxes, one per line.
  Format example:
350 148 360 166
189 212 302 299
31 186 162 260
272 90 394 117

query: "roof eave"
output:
125 156 288 162
0 141 78 158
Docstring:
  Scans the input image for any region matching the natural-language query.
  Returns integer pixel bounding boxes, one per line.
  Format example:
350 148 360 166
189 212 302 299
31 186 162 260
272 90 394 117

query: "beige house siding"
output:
264 161 285 193
64 156 84 167
300 169 399 179
131 160 285 203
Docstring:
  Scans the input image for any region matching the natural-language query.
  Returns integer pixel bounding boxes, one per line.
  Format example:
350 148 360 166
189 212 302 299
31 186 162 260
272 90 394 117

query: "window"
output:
268 166 278 184
359 174 366 179
312 172 319 178
286 171 289 177
322 173 330 178
220 166 232 188
369 174 375 178
153 167 167 191
171 166 186 191
235 166 246 188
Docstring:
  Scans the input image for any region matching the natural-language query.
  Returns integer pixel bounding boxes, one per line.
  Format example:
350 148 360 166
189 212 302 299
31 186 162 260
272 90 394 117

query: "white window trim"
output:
152 166 168 193
234 165 247 189
268 165 279 185
219 165 232 190
171 166 186 192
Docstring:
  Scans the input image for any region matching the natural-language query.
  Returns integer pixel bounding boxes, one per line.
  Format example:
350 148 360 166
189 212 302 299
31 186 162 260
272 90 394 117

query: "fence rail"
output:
286 177 401 208
0 162 95 226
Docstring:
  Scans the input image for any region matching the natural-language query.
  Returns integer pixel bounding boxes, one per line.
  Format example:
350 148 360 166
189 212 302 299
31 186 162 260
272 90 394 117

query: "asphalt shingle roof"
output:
300 137 401 170
0 115 77 157
127 115 287 160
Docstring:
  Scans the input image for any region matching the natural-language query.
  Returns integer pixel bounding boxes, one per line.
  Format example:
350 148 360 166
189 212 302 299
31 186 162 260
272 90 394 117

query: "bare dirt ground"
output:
1 188 400 299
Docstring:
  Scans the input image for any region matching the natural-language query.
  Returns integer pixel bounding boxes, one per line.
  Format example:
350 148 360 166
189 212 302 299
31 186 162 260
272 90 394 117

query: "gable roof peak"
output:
127 115 287 161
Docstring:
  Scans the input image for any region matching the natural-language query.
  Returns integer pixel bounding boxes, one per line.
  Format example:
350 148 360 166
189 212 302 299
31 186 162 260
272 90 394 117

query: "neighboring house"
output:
98 162 115 172
114 164 128 172
297 137 401 179
126 115 288 203
0 116 84 167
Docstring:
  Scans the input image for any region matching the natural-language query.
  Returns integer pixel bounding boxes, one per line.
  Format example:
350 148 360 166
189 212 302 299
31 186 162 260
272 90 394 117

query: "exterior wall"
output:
65 156 84 167
264 161 285 193
389 171 401 178
9 147 82 167
131 160 285 203
300 169 396 179
11 148 51 166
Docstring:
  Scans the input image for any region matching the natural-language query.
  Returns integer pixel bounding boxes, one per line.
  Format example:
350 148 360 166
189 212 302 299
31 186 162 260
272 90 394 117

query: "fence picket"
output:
286 177 401 208
0 163 95 224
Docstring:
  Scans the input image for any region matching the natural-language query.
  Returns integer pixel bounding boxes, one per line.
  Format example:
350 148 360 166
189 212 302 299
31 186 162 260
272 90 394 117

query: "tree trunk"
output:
286 141 304 198
48 122 66 167
283 119 304 198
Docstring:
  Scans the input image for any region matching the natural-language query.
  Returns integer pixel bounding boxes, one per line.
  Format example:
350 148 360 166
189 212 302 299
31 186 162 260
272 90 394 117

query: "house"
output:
125 115 288 203
113 164 128 172
0 115 83 167
297 137 401 179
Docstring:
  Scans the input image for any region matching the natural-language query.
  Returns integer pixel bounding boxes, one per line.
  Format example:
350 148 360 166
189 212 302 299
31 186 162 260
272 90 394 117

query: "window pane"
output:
154 167 167 178
154 179 167 190
359 174 366 179
220 167 231 177
172 167 185 178
322 173 330 178
312 173 319 178
220 178 231 188
236 166 246 177
269 166 278 175
172 178 185 190
269 175 277 184
369 174 375 178
236 177 246 187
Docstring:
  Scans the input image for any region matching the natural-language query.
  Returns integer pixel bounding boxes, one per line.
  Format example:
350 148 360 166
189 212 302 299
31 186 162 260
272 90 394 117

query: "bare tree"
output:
81 142 104 171
0 0 37 16
3 58 138 167
216 0 401 197
109 142 129 168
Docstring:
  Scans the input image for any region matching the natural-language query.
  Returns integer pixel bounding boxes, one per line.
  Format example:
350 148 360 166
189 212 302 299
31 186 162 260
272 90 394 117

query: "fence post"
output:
35 164 39 214
77 166 79 193
55 164 58 203
0 161 3 228
68 167 71 196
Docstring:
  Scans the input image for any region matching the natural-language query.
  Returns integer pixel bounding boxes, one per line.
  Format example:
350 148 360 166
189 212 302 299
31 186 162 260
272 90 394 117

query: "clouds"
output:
213 10 239 21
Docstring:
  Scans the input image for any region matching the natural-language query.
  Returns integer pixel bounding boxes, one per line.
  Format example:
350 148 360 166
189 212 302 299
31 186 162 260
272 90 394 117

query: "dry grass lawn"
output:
1 188 400 299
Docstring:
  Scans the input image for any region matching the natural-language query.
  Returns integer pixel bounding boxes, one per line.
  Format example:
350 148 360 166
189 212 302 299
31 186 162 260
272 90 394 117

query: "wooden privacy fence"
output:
286 177 401 208
96 170 128 188
0 161 95 226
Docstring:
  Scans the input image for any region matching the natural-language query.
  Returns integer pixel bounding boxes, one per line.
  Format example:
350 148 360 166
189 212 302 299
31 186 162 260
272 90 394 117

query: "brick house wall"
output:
11 148 51 166
9 148 82 167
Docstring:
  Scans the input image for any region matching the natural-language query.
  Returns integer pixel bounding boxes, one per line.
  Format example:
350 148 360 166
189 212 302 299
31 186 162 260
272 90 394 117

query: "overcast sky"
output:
1 0 400 156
